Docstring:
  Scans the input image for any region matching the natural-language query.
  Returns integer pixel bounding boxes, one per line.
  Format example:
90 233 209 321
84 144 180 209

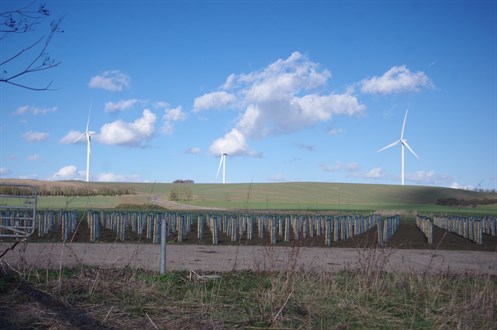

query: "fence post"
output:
160 216 167 274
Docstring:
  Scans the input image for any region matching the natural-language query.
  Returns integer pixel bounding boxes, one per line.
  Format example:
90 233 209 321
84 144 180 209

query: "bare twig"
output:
0 238 26 258
272 287 294 324
102 306 113 325
1 1 64 90
146 313 159 330
0 259 22 276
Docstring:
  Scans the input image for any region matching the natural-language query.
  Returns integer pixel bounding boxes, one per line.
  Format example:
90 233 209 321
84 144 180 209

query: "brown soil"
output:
10 221 497 252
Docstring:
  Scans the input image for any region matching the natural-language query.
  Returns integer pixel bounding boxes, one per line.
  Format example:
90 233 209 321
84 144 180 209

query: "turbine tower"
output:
378 110 419 185
74 105 96 182
216 151 228 184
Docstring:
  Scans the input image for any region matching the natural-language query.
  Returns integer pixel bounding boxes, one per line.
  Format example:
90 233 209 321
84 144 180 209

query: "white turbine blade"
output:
216 143 223 156
403 141 419 159
73 132 85 143
86 102 93 132
401 109 408 139
378 140 400 152
216 155 223 177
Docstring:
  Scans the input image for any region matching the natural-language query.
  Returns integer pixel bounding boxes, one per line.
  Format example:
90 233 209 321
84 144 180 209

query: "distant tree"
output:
0 0 63 91
173 179 194 184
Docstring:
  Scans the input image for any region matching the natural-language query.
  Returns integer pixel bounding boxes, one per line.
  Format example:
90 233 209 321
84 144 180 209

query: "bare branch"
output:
2 78 55 91
0 1 63 91
0 35 44 66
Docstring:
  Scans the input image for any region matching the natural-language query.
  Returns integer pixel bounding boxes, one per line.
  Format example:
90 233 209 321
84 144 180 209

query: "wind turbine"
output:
378 110 419 185
216 147 228 184
74 105 96 182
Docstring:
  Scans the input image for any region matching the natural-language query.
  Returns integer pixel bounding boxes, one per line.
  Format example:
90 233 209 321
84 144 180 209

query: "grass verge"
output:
1 250 496 329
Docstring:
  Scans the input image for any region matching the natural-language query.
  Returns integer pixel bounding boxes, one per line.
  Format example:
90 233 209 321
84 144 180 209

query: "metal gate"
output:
0 184 37 238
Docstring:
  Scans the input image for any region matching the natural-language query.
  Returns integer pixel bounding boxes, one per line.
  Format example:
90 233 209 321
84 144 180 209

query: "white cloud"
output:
89 70 130 91
321 161 360 173
450 182 473 190
327 128 344 136
406 170 451 185
268 173 287 182
155 101 169 109
49 168 143 182
185 147 201 154
60 130 85 144
95 172 142 182
23 131 48 142
235 53 359 132
164 106 187 122
97 109 156 147
291 93 365 123
364 167 384 179
27 154 41 161
162 106 186 135
241 51 331 104
208 128 260 157
360 65 433 94
320 164 337 172
161 122 175 135
50 165 79 180
0 167 10 176
193 91 237 112
321 162 387 180
14 105 57 116
197 52 366 156
105 99 140 112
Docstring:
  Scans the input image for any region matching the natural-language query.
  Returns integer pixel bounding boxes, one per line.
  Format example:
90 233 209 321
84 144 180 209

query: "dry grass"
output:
1 243 496 329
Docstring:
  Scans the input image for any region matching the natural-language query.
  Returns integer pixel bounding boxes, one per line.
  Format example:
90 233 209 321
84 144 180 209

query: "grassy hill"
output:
1 179 496 215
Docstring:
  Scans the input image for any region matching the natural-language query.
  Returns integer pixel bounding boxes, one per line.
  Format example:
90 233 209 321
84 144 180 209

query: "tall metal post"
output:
160 217 167 274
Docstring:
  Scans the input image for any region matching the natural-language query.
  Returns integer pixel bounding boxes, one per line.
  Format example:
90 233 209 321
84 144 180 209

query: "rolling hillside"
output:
1 179 496 214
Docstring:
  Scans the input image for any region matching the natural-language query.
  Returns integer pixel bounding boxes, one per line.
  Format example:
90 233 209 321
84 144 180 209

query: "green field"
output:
13 180 495 215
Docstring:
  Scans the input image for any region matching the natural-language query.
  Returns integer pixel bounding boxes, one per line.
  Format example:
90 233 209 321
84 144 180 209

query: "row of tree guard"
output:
416 215 497 245
415 216 434 244
2 209 401 246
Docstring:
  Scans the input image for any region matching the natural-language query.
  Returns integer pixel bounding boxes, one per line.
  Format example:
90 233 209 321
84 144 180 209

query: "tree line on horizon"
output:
0 185 134 197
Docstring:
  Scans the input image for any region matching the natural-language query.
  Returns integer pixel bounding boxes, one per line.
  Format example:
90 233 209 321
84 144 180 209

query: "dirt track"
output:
1 242 496 275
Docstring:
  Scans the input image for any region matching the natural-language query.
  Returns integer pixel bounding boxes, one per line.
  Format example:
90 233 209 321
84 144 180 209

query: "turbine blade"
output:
73 132 85 143
378 140 400 152
86 102 93 132
401 109 408 139
403 141 419 159
216 143 223 155
216 155 223 177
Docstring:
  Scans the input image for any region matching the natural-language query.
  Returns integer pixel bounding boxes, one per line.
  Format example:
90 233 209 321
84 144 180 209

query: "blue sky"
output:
1 0 496 190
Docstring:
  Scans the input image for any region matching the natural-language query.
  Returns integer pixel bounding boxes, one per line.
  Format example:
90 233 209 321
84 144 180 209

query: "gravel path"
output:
1 242 496 275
